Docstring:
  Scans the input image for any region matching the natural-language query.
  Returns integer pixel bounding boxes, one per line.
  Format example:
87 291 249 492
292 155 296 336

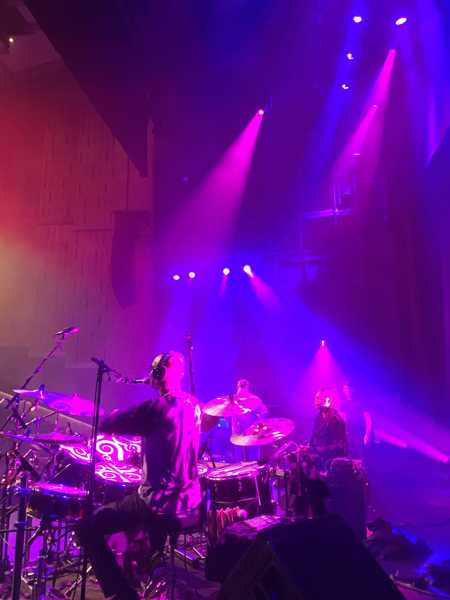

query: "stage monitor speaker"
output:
217 514 404 600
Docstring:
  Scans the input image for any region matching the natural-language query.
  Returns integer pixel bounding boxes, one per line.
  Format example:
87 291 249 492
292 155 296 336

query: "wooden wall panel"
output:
0 65 154 406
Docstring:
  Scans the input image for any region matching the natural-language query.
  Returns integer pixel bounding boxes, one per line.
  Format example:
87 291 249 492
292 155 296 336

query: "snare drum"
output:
29 482 88 521
206 462 273 515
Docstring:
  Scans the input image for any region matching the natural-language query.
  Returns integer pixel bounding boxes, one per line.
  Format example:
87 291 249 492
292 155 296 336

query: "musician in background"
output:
310 388 347 464
340 381 373 459
77 351 201 600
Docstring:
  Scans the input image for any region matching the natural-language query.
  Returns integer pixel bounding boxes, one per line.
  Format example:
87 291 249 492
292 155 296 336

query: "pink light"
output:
353 15 363 23
188 271 196 279
161 112 263 266
346 53 354 61
248 273 280 310
330 49 397 196
395 17 408 26
222 267 231 276
341 83 350 90
243 264 253 277
258 109 264 116
172 274 181 281
321 340 326 347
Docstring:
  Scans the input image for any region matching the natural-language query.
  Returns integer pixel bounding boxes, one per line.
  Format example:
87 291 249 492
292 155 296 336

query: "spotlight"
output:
321 339 326 347
258 109 264 116
172 274 181 281
395 17 408 26
346 52 354 61
243 264 253 276
8 37 14 44
341 83 350 90
188 271 196 279
222 267 231 276
353 15 363 23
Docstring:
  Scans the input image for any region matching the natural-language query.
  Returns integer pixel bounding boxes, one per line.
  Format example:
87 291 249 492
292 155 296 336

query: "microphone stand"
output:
79 357 111 600
0 331 71 431
184 333 195 396
185 333 217 469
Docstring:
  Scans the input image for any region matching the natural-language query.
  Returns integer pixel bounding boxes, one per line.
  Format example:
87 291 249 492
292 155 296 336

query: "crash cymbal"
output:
0 430 84 445
13 389 104 418
203 394 262 417
230 417 295 447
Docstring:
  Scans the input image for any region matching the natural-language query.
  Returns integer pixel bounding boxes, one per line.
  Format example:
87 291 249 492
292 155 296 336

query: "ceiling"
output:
0 1 61 87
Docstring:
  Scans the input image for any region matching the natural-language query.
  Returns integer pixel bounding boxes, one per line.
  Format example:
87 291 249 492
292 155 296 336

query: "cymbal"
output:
0 431 84 445
13 389 104 418
203 394 262 417
230 417 295 447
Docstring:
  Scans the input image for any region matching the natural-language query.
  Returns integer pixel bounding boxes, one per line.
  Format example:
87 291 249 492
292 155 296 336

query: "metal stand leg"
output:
12 473 28 600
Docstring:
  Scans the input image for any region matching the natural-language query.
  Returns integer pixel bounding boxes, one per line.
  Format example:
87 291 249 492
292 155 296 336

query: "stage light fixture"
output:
341 83 350 90
353 15 363 23
172 274 181 281
8 37 14 44
243 264 253 276
222 267 231 276
258 109 264 116
346 52 354 61
395 17 408 26
188 271 196 279
321 339 326 347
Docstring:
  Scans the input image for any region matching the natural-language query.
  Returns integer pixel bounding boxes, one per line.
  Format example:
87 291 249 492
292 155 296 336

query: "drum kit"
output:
0 388 143 599
0 382 297 598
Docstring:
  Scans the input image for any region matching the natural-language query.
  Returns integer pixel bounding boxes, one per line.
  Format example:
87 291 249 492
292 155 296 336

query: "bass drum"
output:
206 462 273 516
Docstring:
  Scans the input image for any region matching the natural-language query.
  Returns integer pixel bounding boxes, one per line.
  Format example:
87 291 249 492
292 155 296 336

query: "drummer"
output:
232 378 268 461
76 351 202 600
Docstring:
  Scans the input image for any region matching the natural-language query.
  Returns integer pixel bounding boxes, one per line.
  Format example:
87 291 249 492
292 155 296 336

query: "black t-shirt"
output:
310 408 348 460
100 392 201 514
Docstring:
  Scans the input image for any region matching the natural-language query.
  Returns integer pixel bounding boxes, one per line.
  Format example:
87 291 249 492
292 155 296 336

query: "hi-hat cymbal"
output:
13 389 104 418
0 431 84 445
203 394 262 417
230 417 295 447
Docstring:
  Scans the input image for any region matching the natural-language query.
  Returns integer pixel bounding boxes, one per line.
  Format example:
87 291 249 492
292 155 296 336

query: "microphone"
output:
116 376 150 385
55 326 79 337
273 440 298 461
129 377 150 385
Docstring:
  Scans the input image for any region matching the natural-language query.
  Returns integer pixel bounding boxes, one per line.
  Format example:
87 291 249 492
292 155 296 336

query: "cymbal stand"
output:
184 332 196 396
79 357 110 600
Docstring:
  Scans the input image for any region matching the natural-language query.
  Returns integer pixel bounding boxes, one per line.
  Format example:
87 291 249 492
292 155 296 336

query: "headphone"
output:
151 352 171 382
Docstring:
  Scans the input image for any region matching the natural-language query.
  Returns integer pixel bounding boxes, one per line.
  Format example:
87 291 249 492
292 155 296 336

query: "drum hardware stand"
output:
12 472 29 600
0 450 14 581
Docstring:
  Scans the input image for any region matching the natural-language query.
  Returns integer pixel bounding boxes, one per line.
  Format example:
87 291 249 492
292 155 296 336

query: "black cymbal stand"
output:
184 332 196 396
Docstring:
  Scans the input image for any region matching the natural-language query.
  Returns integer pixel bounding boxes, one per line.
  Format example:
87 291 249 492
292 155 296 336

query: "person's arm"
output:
100 400 158 437
363 411 373 445
256 401 269 419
